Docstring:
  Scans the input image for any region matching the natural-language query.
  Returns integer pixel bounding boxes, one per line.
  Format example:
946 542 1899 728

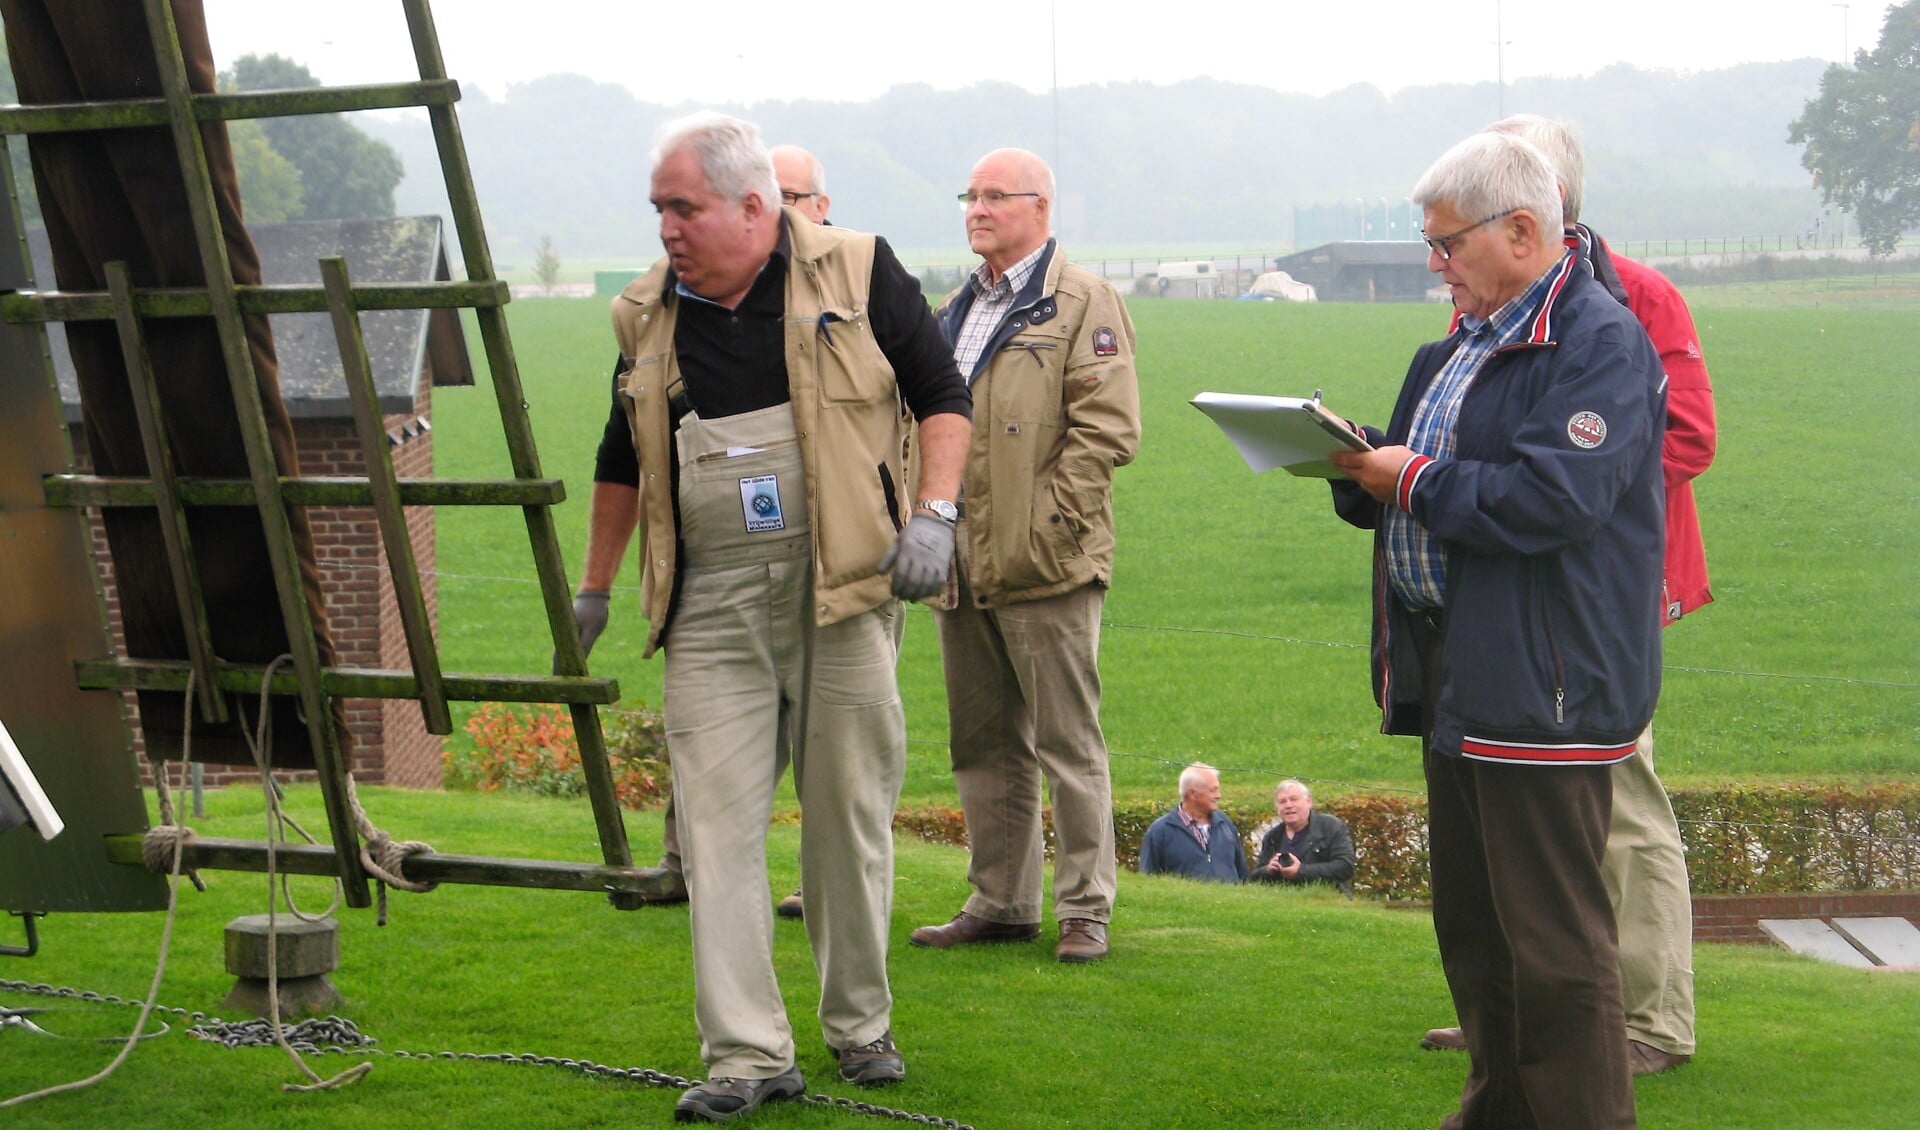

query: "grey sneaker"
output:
673 1065 805 1122
835 1030 906 1086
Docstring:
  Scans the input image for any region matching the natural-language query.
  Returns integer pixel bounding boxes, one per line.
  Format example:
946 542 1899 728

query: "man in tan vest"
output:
608 112 970 1122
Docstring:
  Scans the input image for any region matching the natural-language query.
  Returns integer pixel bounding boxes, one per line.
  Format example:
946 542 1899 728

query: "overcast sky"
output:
198 0 1887 106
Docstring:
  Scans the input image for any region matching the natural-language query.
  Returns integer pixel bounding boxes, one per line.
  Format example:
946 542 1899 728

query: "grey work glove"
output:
877 513 955 600
555 590 611 675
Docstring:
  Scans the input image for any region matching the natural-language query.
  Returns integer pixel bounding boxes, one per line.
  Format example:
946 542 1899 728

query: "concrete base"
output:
221 973 343 1018
222 913 342 1018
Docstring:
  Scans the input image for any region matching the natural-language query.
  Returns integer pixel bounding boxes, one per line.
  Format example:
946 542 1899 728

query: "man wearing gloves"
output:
605 112 970 1122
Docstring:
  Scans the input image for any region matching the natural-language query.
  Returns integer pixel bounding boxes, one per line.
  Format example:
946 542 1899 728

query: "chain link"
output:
1 978 973 1128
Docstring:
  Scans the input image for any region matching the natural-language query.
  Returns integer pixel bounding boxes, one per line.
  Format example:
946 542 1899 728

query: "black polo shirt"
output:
593 226 967 486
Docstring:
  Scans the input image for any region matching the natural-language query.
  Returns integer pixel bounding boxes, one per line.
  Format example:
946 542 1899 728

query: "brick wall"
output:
76 386 438 789
1692 891 1920 946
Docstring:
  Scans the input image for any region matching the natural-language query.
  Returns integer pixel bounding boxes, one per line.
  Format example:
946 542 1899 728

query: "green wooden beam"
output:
0 81 459 135
1 281 508 324
44 475 566 509
103 835 676 899
73 658 620 706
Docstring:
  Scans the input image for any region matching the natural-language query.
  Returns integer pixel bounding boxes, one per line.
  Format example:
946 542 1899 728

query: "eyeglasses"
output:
1421 210 1515 261
780 190 819 206
957 190 1041 210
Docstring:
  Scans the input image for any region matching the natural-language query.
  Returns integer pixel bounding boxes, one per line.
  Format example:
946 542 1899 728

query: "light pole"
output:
1379 197 1392 239
1834 4 1850 62
1356 197 1369 240
1494 0 1513 118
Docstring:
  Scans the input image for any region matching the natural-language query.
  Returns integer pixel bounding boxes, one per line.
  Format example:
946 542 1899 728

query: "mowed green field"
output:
430 288 1920 810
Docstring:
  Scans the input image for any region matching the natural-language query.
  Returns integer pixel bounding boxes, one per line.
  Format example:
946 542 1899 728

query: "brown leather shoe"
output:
908 911 1040 949
1055 918 1108 963
1421 1026 1466 1051
775 888 804 919
1628 1039 1691 1076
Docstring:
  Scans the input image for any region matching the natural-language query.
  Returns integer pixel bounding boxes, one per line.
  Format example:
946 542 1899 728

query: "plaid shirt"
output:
951 242 1048 381
1384 257 1570 610
1176 805 1212 851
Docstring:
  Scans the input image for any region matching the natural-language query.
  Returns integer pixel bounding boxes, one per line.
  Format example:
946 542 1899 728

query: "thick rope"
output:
242 655 368 1092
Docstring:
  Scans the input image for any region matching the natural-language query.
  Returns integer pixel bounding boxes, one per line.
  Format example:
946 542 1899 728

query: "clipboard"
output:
1191 389 1373 478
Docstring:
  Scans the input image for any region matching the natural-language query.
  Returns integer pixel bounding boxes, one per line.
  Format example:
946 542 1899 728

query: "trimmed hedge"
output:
892 783 1920 902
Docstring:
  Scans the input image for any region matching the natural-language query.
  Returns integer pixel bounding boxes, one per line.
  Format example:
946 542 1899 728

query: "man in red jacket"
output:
1420 113 1715 1079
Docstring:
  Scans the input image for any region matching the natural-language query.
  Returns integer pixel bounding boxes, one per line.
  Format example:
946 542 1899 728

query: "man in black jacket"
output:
1251 780 1355 895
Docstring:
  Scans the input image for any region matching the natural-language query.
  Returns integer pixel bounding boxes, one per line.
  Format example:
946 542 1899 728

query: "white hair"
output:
1410 131 1563 241
1275 778 1311 803
651 111 779 208
1178 762 1218 798
1485 114 1585 225
769 144 826 194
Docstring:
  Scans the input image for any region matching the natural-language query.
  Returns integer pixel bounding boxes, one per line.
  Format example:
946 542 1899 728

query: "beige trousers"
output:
665 407 905 1078
1603 724 1697 1055
933 561 1115 926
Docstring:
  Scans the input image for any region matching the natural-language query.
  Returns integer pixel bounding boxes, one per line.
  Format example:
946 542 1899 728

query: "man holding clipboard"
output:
1327 131 1664 1129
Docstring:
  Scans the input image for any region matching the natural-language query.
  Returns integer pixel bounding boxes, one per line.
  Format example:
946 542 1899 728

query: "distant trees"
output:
1789 0 1920 256
222 53 404 222
532 235 561 294
228 120 305 222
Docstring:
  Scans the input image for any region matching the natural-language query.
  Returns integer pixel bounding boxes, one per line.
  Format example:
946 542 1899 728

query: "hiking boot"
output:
776 888 804 919
1055 918 1109 963
673 1065 805 1122
1421 1026 1466 1051
908 911 1040 948
835 1029 906 1086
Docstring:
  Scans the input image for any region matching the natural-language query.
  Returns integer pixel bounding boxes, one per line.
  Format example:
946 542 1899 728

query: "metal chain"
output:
0 979 973 1128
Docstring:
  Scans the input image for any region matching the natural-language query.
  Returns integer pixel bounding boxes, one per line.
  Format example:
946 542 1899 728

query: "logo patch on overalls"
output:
740 474 785 532
1091 325 1118 357
1566 411 1607 449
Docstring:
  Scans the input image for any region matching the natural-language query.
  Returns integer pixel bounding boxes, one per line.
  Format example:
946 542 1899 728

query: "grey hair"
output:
769 144 826 194
1410 131 1563 241
1275 778 1311 803
1485 114 1585 224
651 111 779 208
1178 762 1218 797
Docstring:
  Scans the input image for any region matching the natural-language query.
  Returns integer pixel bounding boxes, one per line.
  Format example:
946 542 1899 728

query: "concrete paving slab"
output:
1758 918 1876 968
1831 917 1920 967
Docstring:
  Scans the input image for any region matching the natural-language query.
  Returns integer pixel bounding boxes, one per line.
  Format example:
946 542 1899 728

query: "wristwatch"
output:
916 499 959 523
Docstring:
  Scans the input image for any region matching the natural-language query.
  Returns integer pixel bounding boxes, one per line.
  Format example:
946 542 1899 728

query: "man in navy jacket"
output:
1138 763 1248 883
1330 130 1663 1130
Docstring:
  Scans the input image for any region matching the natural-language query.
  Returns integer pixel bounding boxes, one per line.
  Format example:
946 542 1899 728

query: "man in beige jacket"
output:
909 148 1140 964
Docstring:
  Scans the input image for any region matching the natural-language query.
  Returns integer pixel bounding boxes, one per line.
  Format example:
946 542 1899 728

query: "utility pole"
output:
1834 3 1851 62
1496 0 1505 116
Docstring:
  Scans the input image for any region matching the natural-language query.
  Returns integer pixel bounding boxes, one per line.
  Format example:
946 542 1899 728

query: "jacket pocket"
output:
811 307 895 404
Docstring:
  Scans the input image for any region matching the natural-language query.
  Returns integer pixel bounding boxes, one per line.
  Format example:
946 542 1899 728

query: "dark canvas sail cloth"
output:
3 0 341 767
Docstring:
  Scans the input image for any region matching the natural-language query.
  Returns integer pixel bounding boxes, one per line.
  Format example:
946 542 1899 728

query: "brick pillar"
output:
78 386 439 789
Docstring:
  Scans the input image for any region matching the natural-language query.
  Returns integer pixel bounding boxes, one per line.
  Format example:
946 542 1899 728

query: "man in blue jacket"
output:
1138 763 1247 883
1329 130 1663 1130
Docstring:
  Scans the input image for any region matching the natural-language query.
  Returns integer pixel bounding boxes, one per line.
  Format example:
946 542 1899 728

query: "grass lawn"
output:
431 287 1919 812
4 785 1917 1128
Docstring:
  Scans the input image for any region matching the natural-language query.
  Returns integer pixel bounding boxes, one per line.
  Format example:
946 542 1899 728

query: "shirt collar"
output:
969 240 1048 302
1461 249 1574 345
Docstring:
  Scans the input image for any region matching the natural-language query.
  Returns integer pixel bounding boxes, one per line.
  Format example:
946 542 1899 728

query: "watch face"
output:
920 500 958 522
